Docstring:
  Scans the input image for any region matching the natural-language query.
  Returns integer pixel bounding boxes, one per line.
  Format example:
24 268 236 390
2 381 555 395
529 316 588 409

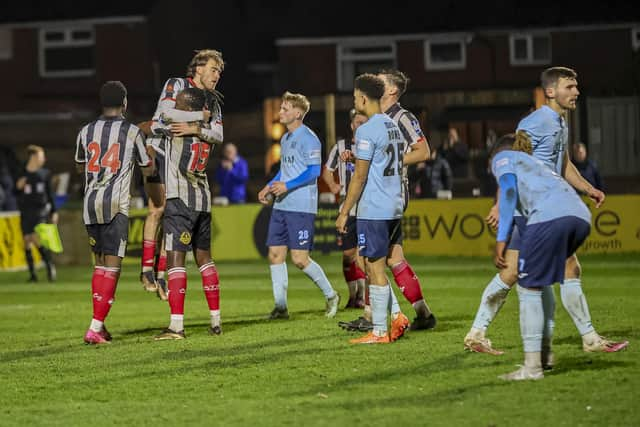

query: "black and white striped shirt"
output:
149 77 223 155
385 103 428 207
75 116 151 225
325 137 357 217
165 136 212 212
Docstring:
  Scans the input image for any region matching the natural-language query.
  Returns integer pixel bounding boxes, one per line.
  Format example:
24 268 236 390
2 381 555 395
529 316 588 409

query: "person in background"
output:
441 127 469 179
215 143 249 204
15 145 58 282
410 147 453 199
572 142 603 191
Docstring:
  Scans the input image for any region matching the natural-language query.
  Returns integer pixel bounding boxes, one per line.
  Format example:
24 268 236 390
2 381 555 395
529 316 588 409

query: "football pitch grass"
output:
0 254 637 426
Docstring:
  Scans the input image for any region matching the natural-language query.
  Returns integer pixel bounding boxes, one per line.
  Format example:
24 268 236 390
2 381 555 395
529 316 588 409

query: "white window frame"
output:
632 27 640 51
336 40 396 91
509 32 551 66
423 34 468 71
39 26 95 78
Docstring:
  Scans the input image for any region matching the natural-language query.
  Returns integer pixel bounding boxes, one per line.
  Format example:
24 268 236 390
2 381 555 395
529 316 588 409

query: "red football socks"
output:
92 267 119 321
200 262 220 311
392 260 424 304
168 267 187 315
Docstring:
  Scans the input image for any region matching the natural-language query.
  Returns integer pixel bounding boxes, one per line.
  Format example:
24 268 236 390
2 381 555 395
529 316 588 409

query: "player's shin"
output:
391 260 431 317
142 239 156 272
560 278 594 336
517 285 544 370
200 262 220 327
270 263 288 309
541 286 556 365
303 259 336 299
91 267 119 331
167 267 187 331
470 274 511 335
370 284 391 337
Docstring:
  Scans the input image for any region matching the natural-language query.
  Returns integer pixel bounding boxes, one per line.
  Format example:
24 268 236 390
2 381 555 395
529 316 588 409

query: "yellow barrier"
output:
0 212 42 271
402 195 640 256
1 195 638 269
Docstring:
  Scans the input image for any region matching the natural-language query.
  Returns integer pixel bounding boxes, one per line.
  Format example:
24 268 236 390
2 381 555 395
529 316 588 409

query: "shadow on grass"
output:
118 308 329 337
545 355 633 376
552 327 634 346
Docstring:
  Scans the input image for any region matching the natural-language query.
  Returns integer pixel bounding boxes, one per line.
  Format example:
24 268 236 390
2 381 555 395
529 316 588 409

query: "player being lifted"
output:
140 49 224 299
154 88 222 340
336 73 412 344
340 69 437 332
258 91 340 320
75 81 153 344
321 108 368 309
464 67 628 356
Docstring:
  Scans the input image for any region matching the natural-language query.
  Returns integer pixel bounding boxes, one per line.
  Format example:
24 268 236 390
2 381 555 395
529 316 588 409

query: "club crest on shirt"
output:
180 231 192 245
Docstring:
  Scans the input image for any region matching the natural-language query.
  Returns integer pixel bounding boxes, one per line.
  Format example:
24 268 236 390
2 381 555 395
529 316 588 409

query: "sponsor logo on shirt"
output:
309 149 321 159
410 118 424 136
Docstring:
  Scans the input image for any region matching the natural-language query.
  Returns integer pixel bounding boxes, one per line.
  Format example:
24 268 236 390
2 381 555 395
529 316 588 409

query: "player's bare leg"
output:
464 249 518 355
141 181 165 292
291 249 340 318
387 244 436 331
561 254 628 353
194 248 222 335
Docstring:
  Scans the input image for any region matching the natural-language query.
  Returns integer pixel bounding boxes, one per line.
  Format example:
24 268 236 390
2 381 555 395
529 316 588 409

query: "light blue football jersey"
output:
354 113 404 220
273 124 322 214
517 105 568 175
492 150 591 225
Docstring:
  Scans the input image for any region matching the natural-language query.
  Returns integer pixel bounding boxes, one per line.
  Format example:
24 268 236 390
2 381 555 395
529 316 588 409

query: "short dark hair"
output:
175 87 206 111
379 69 410 96
490 133 516 159
354 73 385 100
541 67 577 90
100 81 127 108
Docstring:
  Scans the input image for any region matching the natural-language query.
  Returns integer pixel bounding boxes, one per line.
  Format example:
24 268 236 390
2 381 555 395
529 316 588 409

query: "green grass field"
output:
0 254 638 426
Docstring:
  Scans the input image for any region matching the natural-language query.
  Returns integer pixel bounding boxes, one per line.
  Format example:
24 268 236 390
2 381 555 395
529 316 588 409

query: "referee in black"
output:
15 145 57 282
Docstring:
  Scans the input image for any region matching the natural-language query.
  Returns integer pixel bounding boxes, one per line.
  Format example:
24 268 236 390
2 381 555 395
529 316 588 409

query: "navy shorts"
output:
145 152 165 184
356 218 402 259
507 216 527 251
518 216 591 287
163 198 211 252
85 213 129 257
338 215 358 251
266 209 315 250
